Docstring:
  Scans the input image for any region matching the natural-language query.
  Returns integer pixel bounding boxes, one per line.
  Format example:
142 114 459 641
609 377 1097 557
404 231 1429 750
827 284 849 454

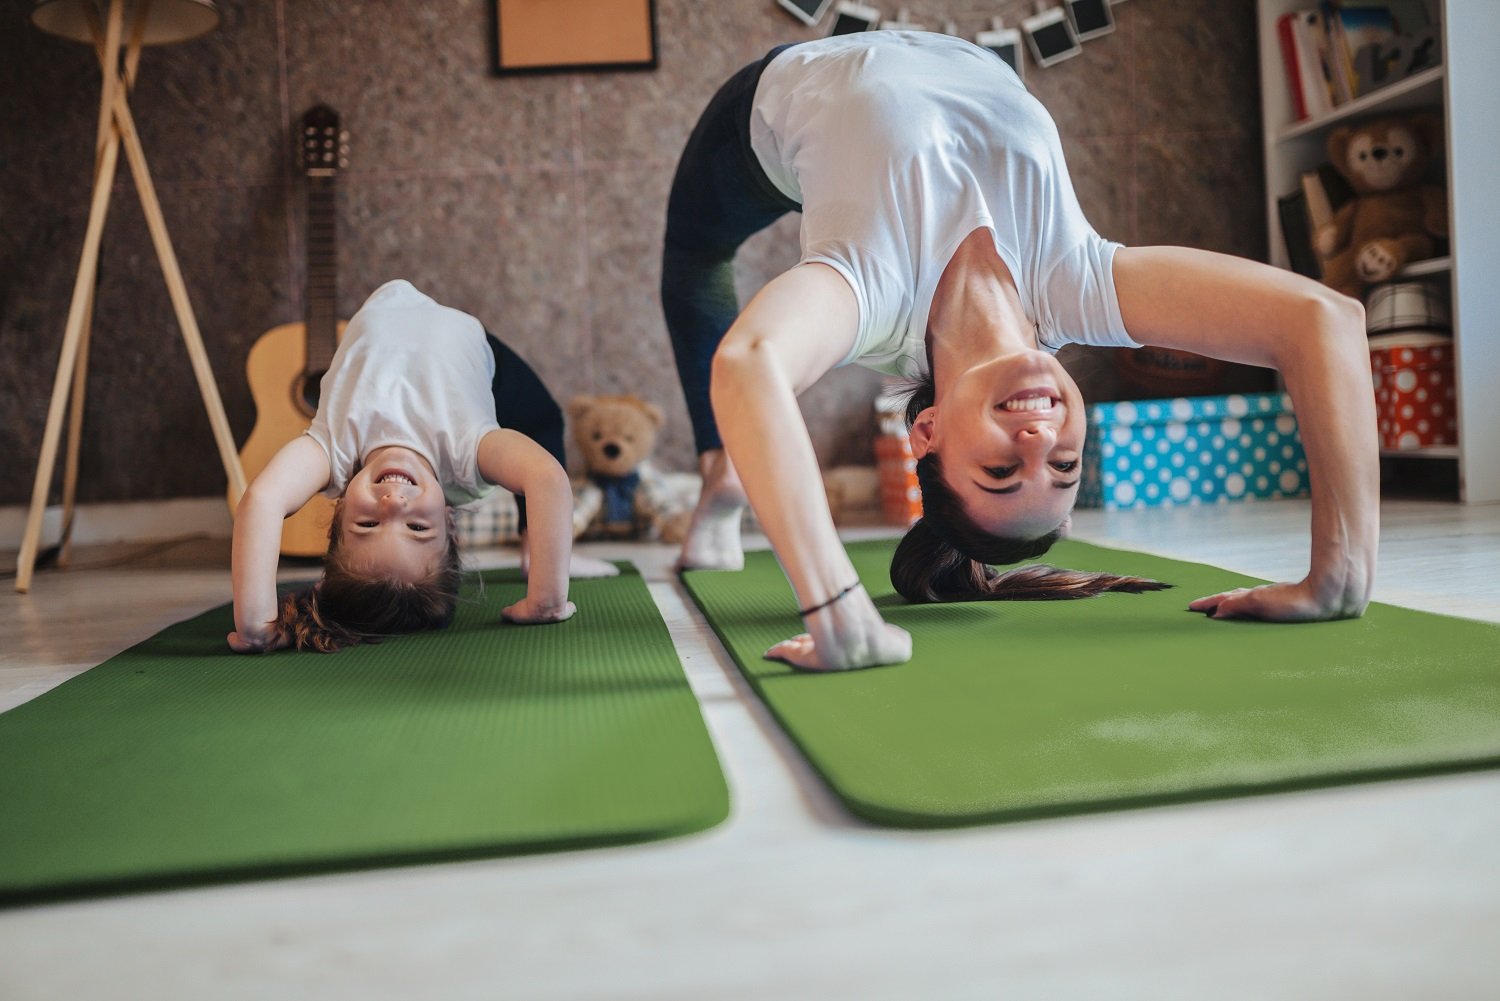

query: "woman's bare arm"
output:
1113 246 1378 620
711 263 912 669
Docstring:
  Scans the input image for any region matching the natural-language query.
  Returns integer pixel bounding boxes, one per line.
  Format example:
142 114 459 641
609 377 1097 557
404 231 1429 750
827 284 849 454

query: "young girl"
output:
661 32 1378 671
229 279 591 653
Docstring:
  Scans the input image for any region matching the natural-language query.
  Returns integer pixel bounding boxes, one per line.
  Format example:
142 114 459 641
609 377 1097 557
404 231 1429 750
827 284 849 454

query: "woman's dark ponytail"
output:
890 515 1170 603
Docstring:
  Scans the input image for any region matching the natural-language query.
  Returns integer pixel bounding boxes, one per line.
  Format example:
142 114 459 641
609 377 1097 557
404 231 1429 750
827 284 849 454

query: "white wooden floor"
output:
2 498 1497 1001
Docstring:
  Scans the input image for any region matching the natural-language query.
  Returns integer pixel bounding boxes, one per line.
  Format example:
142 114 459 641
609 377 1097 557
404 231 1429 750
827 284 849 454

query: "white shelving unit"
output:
1256 0 1499 502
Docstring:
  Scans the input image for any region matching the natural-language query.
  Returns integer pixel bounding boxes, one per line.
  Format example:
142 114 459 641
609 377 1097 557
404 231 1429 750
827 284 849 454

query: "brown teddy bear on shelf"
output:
567 393 693 543
1315 113 1447 299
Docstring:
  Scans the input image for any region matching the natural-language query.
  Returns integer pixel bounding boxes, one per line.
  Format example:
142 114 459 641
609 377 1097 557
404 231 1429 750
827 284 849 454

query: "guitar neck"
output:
305 175 339 375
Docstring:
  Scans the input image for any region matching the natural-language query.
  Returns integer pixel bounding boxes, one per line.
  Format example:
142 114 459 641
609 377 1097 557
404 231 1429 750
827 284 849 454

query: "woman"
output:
661 32 1377 671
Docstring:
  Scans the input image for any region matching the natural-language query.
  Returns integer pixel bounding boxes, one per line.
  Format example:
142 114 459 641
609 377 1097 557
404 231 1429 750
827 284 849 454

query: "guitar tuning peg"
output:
338 157 348 169
339 130 350 143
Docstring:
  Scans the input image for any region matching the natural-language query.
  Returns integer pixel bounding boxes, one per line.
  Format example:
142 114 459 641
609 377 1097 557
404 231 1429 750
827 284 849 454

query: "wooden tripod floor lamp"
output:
16 0 247 593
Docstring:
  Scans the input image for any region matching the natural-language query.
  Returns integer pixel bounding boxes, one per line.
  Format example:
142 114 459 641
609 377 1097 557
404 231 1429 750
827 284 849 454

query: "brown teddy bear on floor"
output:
567 393 693 543
1315 113 1447 300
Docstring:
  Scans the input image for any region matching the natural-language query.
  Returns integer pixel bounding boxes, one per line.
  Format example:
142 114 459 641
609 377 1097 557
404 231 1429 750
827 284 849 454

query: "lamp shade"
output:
31 0 219 46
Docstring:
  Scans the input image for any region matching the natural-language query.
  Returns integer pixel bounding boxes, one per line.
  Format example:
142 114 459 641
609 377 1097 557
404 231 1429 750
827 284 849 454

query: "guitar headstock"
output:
297 104 349 176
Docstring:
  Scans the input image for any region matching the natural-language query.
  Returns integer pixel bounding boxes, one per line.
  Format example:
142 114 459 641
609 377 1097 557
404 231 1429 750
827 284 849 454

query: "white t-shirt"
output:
749 31 1138 379
304 280 500 507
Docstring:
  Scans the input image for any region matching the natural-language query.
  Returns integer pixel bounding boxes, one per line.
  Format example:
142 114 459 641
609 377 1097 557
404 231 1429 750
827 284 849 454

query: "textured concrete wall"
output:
0 0 1264 504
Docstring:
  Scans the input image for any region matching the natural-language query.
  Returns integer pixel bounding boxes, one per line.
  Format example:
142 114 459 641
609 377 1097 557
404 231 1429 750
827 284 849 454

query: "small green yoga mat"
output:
0 565 728 904
683 539 1500 827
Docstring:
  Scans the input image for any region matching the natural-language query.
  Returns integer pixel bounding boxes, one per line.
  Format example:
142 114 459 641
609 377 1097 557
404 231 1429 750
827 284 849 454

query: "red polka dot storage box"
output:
1080 393 1310 509
1369 332 1458 451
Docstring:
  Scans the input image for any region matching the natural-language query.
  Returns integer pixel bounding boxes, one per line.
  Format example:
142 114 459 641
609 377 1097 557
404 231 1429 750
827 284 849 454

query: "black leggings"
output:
485 331 564 533
660 44 801 455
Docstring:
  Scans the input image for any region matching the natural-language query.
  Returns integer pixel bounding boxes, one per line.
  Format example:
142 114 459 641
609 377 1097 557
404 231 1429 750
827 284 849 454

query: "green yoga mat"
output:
0 565 728 905
683 539 1500 827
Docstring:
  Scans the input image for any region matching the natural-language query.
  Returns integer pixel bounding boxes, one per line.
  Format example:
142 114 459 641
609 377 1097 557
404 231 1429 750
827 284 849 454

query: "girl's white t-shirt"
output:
748 31 1138 378
304 279 500 507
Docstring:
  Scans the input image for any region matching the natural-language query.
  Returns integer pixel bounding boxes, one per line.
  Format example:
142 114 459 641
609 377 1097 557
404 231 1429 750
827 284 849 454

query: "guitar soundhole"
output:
296 371 326 418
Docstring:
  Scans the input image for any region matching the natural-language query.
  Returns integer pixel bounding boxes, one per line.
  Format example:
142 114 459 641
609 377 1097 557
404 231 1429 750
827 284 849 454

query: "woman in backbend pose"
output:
660 31 1377 671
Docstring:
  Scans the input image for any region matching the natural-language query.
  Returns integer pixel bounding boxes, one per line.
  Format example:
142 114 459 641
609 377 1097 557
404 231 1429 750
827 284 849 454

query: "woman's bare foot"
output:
568 554 621 578
676 449 747 571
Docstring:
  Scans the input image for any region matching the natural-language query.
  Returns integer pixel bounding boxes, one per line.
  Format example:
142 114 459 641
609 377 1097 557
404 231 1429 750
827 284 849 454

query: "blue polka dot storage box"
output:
1080 393 1310 509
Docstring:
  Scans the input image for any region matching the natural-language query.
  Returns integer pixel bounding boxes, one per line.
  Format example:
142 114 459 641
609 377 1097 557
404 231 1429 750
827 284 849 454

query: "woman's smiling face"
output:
908 348 1085 541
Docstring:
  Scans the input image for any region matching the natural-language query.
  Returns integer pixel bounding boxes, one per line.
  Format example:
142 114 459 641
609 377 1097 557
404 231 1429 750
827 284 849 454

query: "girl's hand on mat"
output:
765 610 912 672
1189 579 1363 622
226 627 290 654
501 596 577 625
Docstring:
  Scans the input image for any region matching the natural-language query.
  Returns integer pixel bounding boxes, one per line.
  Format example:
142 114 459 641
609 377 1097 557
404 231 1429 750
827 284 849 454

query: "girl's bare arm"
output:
229 436 331 651
477 429 576 623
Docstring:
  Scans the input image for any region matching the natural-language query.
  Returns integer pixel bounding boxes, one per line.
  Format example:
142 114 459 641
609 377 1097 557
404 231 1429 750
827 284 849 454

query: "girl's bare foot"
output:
519 534 621 579
676 450 747 571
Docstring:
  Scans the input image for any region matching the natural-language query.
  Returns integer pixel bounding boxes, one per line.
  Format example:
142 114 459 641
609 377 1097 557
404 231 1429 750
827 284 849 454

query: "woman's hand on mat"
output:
764 602 912 672
1188 577 1366 622
501 596 577 625
226 626 290 654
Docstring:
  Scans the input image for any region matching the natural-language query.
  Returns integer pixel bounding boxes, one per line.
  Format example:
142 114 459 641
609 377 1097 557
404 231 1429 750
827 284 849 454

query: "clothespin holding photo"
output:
977 16 1026 81
880 7 928 30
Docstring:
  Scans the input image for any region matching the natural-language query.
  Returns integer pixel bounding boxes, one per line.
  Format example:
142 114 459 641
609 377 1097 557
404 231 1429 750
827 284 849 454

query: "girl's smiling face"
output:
337 445 451 582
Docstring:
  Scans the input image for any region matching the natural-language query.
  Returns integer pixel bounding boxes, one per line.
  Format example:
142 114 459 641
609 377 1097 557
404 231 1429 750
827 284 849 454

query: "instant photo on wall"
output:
777 0 834 28
829 1 880 35
1066 0 1116 41
1021 5 1082 68
976 25 1025 80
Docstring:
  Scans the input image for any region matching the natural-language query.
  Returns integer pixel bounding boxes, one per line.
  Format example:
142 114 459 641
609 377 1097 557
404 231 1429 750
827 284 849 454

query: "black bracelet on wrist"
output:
798 581 863 619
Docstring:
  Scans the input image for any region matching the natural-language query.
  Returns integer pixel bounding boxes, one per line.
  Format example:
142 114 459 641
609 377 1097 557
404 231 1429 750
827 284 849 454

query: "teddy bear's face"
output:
1345 125 1420 192
1328 116 1436 196
569 395 664 479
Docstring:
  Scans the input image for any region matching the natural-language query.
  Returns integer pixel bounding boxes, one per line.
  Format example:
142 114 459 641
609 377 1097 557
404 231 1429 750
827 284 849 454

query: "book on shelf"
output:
1279 165 1356 280
1278 8 1335 120
1278 191 1321 279
1275 2 1433 122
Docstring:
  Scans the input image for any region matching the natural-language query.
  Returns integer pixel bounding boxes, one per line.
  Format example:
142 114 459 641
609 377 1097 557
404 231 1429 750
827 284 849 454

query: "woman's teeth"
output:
1001 396 1057 412
376 473 415 485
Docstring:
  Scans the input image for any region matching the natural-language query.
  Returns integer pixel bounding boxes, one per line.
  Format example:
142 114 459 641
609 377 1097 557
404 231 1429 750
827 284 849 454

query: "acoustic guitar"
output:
233 105 349 557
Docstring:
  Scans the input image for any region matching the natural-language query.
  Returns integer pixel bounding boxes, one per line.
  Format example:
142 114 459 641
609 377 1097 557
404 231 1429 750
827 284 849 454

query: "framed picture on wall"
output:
492 0 658 75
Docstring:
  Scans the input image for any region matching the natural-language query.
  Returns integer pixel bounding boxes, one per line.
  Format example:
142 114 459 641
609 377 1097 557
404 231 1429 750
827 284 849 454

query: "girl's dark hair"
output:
274 501 463 653
890 372 1168 604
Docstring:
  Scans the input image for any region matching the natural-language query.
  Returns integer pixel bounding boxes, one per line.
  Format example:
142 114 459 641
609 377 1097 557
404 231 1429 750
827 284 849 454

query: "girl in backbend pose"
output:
230 279 609 653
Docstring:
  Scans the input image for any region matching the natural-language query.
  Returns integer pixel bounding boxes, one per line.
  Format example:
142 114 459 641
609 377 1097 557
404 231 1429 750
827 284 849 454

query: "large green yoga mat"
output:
0 565 728 905
683 539 1500 827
